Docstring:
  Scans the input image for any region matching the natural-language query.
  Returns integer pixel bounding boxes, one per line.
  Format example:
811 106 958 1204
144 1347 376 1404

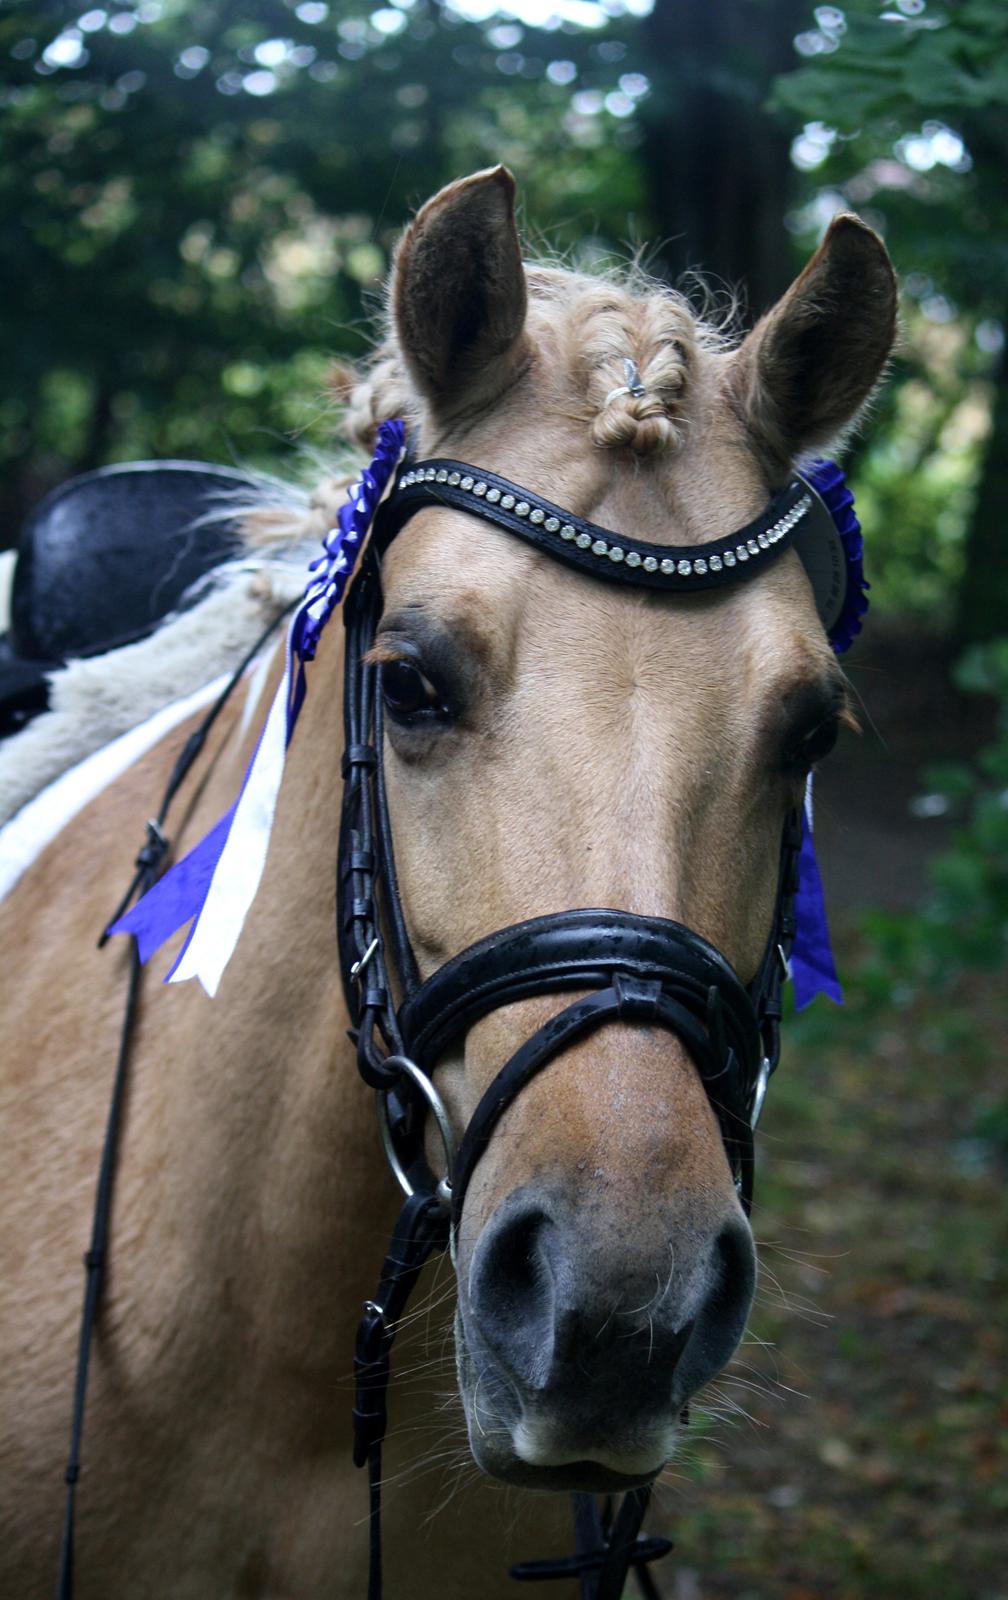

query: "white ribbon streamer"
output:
168 656 292 997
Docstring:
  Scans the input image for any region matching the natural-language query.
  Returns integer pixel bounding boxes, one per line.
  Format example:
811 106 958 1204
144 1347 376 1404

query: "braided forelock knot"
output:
585 301 697 459
592 383 680 457
590 355 690 456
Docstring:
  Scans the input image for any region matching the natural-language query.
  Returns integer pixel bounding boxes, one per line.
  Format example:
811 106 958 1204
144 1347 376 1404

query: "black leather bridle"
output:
61 443 831 1600
343 450 815 1600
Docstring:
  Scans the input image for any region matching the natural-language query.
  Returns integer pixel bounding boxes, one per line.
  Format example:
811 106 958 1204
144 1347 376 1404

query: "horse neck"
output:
133 626 403 1384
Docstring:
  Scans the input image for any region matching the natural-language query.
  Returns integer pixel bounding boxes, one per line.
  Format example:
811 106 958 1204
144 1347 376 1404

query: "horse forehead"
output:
378 506 829 697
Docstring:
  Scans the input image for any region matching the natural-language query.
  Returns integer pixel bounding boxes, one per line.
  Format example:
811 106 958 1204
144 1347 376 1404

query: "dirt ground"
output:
813 620 997 914
645 623 1007 1600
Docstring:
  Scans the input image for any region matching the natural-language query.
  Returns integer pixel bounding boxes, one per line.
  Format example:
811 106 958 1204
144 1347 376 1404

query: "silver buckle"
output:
350 937 380 981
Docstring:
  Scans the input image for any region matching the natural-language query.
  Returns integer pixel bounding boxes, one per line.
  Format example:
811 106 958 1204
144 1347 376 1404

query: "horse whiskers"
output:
698 1386 767 1432
623 1244 678 1320
739 1328 779 1355
752 1288 832 1328
753 1261 833 1325
386 1279 457 1331
592 1300 620 1341
736 1371 810 1402
420 1460 486 1530
721 1363 783 1399
713 1371 788 1405
367 1453 468 1505
371 1353 454 1381
758 1238 847 1269
724 1350 785 1383
372 1447 464 1489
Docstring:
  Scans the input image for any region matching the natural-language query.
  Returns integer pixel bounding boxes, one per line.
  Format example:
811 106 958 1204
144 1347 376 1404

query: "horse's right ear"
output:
392 166 528 415
730 214 898 469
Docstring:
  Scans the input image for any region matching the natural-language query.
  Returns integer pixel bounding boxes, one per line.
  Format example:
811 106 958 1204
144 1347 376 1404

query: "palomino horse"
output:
0 168 896 1598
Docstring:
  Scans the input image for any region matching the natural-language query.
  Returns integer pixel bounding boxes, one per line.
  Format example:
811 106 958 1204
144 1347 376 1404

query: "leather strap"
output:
352 1193 448 1600
450 976 753 1227
398 909 759 1079
58 604 293 1600
373 459 809 594
510 1487 671 1598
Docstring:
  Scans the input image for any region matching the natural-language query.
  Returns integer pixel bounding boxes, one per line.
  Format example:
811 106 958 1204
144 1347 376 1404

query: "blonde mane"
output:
347 261 730 453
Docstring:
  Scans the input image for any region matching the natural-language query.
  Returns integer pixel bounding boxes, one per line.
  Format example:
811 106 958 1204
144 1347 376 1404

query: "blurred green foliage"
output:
772 0 1008 635
2 0 1007 637
788 636 1008 1163
0 0 647 510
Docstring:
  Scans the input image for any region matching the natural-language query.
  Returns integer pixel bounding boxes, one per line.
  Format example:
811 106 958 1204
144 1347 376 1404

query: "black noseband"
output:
339 449 803 1227
396 910 765 1226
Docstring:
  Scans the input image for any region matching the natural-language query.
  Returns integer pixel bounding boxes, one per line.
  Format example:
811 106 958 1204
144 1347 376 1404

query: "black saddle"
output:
1 461 256 739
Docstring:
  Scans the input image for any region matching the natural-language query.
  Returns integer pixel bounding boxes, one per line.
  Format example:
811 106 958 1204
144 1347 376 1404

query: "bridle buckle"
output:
350 937 380 982
750 1056 772 1130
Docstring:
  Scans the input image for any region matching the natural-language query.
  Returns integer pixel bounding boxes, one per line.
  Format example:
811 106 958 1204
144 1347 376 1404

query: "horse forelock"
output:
337 258 733 464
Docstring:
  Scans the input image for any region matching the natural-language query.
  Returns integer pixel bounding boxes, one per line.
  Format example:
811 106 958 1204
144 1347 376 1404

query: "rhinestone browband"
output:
372 456 812 594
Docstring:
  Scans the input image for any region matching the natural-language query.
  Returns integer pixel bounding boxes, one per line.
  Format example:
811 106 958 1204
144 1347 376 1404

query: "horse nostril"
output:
466 1193 757 1409
467 1200 560 1390
672 1216 756 1403
709 1217 758 1325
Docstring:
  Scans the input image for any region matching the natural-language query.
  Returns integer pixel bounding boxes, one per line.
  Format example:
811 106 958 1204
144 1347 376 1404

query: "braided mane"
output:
239 262 734 559
343 262 730 461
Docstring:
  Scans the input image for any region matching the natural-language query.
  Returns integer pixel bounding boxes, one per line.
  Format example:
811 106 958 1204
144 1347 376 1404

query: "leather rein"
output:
64 449 819 1600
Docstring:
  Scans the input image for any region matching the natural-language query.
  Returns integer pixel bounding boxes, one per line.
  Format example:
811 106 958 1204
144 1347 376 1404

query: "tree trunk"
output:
637 0 805 318
957 353 1008 644
77 378 116 476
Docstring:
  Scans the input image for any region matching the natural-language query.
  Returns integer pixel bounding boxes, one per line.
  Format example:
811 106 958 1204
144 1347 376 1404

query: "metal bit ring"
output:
376 1055 456 1210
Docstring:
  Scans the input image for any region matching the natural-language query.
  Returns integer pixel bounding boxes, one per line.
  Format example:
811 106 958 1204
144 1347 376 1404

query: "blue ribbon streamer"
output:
791 781 842 1010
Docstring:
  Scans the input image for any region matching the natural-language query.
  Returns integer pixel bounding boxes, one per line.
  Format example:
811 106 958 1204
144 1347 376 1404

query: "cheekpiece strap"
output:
374 458 811 593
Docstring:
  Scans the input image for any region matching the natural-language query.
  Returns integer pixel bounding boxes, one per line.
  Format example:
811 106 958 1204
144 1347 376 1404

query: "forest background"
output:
1 1 1005 1595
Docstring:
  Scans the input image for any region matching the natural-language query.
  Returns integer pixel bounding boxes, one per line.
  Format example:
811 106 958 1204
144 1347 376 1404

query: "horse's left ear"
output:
391 166 528 415
731 214 898 467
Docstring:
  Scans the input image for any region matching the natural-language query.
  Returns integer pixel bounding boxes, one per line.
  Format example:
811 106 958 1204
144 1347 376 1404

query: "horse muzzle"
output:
454 1180 756 1489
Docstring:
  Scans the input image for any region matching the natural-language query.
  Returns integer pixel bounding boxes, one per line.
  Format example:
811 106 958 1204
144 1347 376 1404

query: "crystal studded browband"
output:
372 455 813 594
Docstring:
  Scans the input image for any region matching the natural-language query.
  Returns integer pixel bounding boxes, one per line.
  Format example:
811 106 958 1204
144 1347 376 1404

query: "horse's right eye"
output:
380 659 443 721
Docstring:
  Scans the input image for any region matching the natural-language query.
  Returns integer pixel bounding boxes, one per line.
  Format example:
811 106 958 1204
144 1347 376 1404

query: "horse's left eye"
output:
380 659 443 720
788 716 840 773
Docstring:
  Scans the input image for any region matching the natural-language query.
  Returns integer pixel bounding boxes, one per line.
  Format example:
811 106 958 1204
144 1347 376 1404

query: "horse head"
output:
342 167 896 1491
